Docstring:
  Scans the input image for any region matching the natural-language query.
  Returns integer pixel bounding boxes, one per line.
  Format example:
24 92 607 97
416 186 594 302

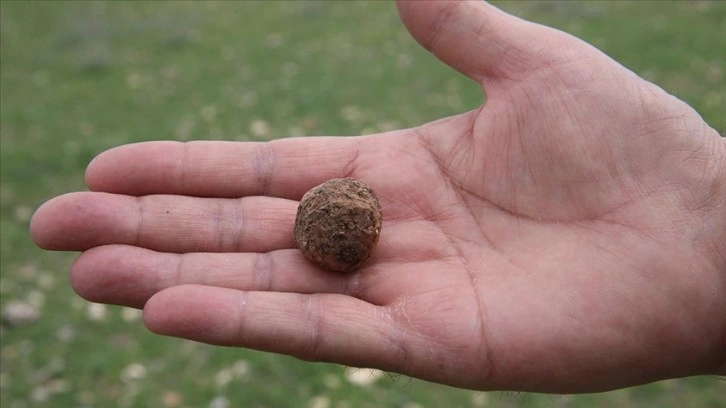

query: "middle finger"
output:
33 191 297 253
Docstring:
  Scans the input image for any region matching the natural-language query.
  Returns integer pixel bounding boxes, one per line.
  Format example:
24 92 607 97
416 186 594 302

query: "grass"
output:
1 1 724 407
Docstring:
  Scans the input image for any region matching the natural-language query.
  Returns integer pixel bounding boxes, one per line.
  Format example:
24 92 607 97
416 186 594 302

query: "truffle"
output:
294 178 382 273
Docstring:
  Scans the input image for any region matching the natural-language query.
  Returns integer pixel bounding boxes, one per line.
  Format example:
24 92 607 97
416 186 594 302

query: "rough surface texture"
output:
294 178 382 273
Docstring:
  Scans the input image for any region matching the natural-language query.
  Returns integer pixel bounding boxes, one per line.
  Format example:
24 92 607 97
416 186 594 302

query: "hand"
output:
30 0 726 393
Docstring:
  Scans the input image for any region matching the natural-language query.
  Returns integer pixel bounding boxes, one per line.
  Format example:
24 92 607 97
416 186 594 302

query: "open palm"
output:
31 1 725 393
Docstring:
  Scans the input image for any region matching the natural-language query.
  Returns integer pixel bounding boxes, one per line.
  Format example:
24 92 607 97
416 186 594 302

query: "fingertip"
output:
70 246 153 307
84 143 128 191
29 195 73 250
84 141 184 193
396 0 462 51
69 251 96 301
141 287 170 335
142 285 190 336
395 0 560 83
84 149 106 191
28 192 134 251
29 201 51 249
142 285 236 340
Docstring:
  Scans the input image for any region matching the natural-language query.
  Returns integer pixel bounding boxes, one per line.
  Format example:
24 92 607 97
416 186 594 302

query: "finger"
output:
396 0 568 84
86 137 367 199
143 285 430 377
30 191 296 252
69 220 451 308
71 246 350 308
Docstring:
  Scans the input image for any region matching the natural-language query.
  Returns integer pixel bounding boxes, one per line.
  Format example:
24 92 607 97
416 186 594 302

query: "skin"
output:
30 0 725 393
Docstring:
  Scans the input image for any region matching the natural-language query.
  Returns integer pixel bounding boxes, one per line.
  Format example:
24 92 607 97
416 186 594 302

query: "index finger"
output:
86 137 365 199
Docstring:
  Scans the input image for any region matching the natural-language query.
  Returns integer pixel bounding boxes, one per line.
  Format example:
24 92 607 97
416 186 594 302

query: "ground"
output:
1 1 724 407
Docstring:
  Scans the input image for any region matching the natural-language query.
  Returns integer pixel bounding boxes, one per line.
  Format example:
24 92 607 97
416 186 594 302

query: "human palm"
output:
31 1 725 392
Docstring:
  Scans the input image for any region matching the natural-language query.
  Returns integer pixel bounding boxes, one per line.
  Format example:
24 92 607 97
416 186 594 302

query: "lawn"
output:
1 1 724 407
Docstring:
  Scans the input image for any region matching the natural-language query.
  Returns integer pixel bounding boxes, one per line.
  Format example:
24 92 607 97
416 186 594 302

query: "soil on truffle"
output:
294 178 382 273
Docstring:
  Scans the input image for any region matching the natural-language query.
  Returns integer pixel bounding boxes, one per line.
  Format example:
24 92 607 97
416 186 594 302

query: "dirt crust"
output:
294 178 382 273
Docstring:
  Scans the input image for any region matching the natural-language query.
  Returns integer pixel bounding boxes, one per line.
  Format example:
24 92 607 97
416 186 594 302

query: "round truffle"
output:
294 178 382 273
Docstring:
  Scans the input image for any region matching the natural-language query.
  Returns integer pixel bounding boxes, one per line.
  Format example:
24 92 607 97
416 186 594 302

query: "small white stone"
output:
26 290 45 308
208 396 230 408
307 395 330 408
470 392 489 407
344 367 385 387
2 301 40 326
232 360 250 377
249 119 270 137
214 369 233 388
87 303 107 321
121 307 142 322
121 363 147 382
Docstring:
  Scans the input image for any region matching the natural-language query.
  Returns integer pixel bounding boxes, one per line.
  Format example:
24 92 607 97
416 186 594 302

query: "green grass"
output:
1 1 724 407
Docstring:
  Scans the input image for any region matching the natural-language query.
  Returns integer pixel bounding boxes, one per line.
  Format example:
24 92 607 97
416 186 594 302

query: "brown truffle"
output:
294 178 382 273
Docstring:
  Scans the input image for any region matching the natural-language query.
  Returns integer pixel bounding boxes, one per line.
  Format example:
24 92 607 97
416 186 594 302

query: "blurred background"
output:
1 1 724 407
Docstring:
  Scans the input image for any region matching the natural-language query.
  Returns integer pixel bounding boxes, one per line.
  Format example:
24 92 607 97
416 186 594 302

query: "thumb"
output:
396 0 571 86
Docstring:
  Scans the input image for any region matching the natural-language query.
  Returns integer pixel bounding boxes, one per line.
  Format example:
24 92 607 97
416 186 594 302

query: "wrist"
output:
712 137 726 276
698 134 726 275
695 132 726 377
714 137 726 377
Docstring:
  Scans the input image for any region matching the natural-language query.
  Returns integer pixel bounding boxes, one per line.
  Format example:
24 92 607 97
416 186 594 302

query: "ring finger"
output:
71 245 351 308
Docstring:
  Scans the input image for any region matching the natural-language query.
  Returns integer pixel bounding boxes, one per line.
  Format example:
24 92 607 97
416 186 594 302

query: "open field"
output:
1 1 724 407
